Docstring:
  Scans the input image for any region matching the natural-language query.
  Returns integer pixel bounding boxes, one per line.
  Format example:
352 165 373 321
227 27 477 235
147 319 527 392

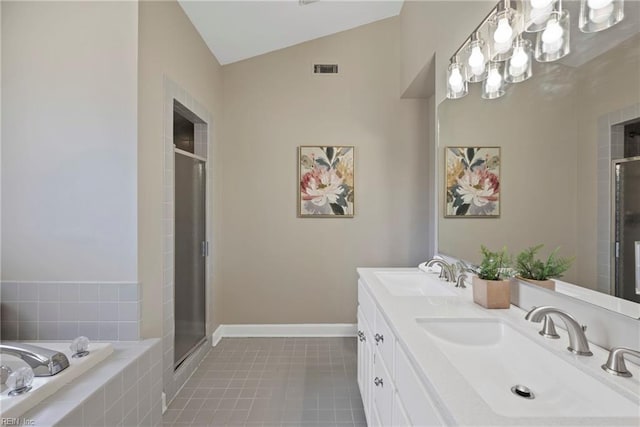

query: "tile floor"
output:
162 337 366 427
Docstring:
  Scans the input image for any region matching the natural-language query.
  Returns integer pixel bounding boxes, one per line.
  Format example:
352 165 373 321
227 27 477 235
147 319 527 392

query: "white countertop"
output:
358 267 640 427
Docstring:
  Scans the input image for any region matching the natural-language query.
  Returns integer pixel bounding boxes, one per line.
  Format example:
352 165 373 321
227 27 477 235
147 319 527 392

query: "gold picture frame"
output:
444 146 501 218
298 146 355 218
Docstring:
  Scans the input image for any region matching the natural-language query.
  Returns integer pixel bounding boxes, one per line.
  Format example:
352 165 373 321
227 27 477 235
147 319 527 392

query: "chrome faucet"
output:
0 342 70 376
524 306 593 356
425 258 455 282
601 347 640 377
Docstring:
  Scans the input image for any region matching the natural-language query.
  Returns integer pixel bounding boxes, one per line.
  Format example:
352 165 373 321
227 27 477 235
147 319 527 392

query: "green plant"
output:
515 245 573 281
477 245 512 281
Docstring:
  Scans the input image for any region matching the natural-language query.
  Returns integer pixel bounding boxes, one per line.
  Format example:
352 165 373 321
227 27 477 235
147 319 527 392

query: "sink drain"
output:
511 385 535 399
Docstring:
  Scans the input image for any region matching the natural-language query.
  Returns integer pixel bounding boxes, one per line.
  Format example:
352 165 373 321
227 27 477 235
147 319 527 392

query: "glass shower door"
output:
614 158 640 304
174 152 207 369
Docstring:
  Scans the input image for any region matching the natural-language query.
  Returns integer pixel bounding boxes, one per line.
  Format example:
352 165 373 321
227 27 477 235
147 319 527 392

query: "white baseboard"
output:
211 323 356 346
211 324 224 347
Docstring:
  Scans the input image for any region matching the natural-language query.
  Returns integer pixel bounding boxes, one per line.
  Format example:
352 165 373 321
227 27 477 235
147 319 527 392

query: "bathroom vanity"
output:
357 268 640 426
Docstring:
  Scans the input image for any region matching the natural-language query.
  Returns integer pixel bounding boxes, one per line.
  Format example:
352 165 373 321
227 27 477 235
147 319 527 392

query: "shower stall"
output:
173 106 207 369
613 156 640 304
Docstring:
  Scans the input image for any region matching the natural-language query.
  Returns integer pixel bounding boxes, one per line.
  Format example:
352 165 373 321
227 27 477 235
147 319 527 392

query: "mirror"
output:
437 0 640 312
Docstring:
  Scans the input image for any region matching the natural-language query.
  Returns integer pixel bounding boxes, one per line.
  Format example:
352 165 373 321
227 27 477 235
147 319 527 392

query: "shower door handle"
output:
201 241 209 257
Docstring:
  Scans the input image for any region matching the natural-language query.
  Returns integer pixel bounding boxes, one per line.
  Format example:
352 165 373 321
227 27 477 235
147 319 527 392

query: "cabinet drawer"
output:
358 279 376 329
396 344 444 427
374 308 394 374
373 349 394 427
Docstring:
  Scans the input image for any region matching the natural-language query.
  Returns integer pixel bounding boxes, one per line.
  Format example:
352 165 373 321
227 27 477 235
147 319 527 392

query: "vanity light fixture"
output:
489 0 518 61
535 1 570 62
465 32 489 82
482 62 507 99
579 0 624 32
525 0 557 32
447 57 469 99
505 36 533 83
445 0 625 101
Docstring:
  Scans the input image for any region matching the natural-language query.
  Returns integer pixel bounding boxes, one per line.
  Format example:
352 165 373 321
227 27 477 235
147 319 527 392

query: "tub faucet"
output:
524 306 593 356
425 258 455 282
0 342 69 376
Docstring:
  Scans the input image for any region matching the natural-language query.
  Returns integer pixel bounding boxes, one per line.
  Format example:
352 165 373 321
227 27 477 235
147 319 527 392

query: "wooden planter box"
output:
472 277 511 309
518 277 556 291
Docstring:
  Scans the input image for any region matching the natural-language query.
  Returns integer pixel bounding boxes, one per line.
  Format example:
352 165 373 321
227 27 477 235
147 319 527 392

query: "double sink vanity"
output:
356 268 640 426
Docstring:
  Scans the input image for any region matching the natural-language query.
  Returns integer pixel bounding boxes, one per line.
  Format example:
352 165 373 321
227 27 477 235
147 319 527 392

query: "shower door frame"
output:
173 147 209 370
611 155 640 302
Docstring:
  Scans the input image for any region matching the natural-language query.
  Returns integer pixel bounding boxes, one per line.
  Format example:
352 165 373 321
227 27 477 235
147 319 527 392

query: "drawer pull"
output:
357 331 366 342
374 333 384 344
374 377 384 387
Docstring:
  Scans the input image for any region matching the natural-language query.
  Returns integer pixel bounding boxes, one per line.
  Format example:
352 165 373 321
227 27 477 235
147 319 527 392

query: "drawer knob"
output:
357 331 366 342
374 377 384 387
374 333 384 344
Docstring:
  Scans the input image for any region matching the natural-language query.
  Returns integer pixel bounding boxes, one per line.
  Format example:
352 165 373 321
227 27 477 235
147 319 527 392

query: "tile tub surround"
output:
0 281 140 341
19 339 163 427
163 337 366 427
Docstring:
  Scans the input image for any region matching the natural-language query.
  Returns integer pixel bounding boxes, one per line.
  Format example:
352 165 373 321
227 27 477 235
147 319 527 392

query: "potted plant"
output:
472 245 513 309
514 245 573 291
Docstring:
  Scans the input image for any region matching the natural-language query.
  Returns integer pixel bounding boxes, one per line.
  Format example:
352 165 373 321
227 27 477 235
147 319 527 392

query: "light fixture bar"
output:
449 0 510 61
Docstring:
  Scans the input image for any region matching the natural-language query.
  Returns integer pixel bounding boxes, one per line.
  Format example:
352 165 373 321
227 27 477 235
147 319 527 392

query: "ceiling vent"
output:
313 64 339 74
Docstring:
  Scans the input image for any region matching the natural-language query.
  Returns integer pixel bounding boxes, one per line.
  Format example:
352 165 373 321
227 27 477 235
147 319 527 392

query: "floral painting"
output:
445 147 500 217
299 146 354 217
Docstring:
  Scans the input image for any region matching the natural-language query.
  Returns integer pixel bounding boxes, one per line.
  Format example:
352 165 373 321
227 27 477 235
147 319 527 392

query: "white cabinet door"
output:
395 344 444 427
357 308 373 423
393 391 412 427
372 348 394 427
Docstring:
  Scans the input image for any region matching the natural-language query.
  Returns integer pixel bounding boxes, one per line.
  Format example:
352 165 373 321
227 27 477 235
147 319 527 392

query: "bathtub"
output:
0 342 113 419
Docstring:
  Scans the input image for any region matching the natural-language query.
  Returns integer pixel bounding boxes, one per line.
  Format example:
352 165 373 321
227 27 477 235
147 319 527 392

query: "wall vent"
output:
313 64 339 74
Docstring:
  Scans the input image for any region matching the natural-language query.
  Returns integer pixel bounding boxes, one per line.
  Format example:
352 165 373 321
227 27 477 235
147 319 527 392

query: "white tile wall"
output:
0 281 141 341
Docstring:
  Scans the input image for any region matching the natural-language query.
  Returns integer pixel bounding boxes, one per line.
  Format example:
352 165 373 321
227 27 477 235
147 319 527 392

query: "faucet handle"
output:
70 336 90 358
455 274 468 288
602 347 640 377
539 315 560 339
7 367 34 396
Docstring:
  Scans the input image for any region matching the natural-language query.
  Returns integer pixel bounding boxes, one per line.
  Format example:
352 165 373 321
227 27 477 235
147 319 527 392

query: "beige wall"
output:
138 0 224 338
220 17 430 324
1 1 138 282
399 1 494 98
438 65 579 283
575 34 640 289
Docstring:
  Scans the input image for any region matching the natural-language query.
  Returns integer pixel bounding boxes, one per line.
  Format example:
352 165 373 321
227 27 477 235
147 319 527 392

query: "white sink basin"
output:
417 318 639 418
375 271 456 297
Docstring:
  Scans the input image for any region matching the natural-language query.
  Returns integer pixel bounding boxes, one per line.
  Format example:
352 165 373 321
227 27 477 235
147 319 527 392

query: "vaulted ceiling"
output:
178 0 405 65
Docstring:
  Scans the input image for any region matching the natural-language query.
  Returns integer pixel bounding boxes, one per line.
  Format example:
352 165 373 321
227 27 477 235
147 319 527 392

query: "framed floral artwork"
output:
298 146 354 218
445 146 500 217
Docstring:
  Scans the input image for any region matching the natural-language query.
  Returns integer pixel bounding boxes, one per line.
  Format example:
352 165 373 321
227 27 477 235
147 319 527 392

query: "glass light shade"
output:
464 37 488 83
482 62 506 99
505 38 533 83
489 9 518 61
579 0 624 33
535 9 570 62
446 62 468 99
524 0 557 32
